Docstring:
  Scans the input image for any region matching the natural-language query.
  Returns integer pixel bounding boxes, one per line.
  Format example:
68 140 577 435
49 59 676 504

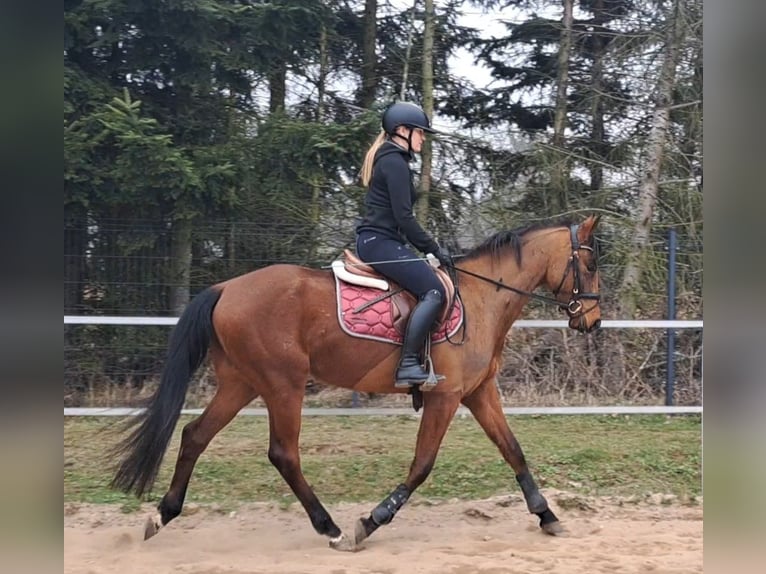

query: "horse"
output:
110 214 602 551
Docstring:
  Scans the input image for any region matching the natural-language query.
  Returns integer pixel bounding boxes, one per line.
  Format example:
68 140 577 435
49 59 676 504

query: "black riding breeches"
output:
356 232 445 301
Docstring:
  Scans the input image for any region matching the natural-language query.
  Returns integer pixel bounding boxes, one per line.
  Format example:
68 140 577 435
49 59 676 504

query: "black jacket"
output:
356 141 439 254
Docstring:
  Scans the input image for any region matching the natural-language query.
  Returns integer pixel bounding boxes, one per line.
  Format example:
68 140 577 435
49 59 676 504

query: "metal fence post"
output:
666 228 677 406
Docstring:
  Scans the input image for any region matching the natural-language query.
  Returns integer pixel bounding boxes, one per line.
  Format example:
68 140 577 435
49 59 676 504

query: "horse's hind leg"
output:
461 378 563 535
145 372 256 540
353 391 462 548
262 389 349 549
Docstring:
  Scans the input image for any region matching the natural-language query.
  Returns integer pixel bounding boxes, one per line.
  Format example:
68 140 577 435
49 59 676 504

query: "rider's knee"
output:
423 287 445 303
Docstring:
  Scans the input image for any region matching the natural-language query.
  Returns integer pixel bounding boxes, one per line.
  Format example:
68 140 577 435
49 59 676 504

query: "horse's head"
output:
543 215 602 333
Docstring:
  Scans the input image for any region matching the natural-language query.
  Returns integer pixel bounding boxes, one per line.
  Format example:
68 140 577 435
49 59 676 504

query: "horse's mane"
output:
461 218 578 265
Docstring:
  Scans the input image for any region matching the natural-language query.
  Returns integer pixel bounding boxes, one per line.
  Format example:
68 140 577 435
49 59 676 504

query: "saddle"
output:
331 250 462 343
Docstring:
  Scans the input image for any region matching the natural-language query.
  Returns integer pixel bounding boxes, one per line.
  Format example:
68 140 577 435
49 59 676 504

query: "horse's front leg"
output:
352 391 462 547
461 378 564 535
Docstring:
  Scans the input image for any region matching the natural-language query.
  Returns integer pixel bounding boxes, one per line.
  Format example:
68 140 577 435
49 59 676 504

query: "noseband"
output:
448 224 601 319
551 225 601 318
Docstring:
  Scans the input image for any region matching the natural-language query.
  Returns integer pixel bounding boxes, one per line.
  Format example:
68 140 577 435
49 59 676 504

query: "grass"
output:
64 414 701 510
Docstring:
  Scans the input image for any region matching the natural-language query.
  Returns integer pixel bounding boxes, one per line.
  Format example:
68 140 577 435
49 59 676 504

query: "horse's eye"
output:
586 260 597 273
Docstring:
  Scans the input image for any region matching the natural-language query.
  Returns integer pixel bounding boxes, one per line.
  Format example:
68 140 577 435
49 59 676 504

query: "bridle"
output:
448 224 601 320
550 224 601 317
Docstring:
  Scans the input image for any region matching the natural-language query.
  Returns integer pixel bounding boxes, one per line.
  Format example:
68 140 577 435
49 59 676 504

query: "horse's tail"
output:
110 286 223 498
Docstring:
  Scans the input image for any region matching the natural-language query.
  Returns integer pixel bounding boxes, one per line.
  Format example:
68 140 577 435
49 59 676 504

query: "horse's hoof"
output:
541 520 566 536
329 532 359 552
354 518 370 545
143 513 162 540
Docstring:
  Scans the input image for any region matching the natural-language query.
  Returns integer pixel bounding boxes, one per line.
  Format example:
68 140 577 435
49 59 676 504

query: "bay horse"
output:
111 215 601 551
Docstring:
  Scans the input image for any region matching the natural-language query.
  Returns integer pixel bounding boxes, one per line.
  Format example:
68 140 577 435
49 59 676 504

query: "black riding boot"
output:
395 289 444 388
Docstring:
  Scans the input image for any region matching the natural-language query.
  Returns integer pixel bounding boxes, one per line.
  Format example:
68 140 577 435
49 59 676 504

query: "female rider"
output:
355 102 452 388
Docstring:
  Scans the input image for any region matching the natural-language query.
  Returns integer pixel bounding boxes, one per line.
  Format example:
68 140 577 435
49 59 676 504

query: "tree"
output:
417 0 436 223
359 0 378 108
550 0 574 213
619 0 686 316
63 0 703 405
65 89 211 311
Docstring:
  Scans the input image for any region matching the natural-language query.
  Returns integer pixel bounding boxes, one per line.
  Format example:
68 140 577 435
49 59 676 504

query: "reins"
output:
444 223 601 320
446 263 571 310
335 223 600 346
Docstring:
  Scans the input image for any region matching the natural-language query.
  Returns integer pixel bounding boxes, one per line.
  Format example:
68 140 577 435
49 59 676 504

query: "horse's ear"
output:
577 214 601 243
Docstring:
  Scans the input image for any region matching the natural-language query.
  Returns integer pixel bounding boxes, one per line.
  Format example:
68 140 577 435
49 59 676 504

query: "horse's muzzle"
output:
571 316 601 333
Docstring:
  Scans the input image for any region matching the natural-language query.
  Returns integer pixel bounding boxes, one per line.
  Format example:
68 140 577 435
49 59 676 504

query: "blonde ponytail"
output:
360 130 387 187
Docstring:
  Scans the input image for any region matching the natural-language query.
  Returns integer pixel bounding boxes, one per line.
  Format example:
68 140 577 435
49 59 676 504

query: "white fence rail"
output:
64 316 703 329
64 316 703 417
64 406 702 417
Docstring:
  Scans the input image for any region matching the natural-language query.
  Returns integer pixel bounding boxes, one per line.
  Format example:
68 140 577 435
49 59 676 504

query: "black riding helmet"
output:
382 102 437 135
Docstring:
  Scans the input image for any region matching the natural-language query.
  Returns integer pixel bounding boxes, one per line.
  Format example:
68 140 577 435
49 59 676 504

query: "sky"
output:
385 0 514 113
379 0 566 145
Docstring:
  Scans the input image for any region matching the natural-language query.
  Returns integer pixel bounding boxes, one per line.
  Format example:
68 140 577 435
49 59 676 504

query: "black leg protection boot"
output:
395 289 444 388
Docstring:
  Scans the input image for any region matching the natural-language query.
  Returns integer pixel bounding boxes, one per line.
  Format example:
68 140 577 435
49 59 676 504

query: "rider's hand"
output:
434 247 453 268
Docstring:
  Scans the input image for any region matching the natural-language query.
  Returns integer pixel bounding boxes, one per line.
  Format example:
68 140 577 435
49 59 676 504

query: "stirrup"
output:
420 337 443 390
420 355 444 391
394 357 444 389
394 372 428 389
395 335 444 389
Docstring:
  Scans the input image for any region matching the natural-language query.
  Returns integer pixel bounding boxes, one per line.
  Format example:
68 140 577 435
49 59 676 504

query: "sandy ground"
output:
64 492 702 574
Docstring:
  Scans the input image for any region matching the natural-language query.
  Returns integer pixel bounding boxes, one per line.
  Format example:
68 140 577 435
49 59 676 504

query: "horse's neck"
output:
464 246 549 331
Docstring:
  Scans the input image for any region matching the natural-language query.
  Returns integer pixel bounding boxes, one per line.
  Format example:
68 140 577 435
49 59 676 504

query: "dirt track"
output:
64 493 702 574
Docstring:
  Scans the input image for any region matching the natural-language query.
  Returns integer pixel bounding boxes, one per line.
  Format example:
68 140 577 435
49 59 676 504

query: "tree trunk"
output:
679 11 702 190
226 222 237 275
170 217 193 315
359 0 377 108
317 21 328 122
307 22 329 264
417 0 435 225
269 65 286 113
550 0 574 213
399 0 418 100
589 0 606 192
619 0 684 315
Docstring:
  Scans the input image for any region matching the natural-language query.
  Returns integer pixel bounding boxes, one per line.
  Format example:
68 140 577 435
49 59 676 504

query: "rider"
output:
355 101 453 388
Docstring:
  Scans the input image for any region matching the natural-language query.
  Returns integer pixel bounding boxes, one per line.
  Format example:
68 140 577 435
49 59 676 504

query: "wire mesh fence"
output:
64 215 702 408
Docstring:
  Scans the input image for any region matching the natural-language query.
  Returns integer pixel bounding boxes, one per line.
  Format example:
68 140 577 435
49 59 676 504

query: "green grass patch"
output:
64 414 701 508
